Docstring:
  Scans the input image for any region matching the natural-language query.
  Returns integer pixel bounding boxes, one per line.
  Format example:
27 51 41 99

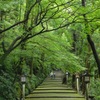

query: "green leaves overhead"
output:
25 33 85 73
0 0 100 99
0 0 99 73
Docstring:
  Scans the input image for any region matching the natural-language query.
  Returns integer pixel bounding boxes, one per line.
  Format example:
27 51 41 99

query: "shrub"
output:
89 79 100 100
0 72 17 100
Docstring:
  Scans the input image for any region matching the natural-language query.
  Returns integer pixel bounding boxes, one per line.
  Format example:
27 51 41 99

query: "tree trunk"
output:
81 0 100 76
87 35 100 75
30 58 33 76
72 33 77 52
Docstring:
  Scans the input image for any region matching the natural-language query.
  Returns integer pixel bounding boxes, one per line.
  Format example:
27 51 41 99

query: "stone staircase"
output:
25 70 85 100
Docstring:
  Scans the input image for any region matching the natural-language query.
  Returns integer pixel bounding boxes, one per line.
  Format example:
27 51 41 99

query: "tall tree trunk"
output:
72 33 77 52
30 58 33 76
81 0 100 76
85 43 91 69
71 33 77 88
87 35 100 75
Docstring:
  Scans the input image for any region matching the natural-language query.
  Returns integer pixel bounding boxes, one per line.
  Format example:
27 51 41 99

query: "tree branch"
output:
2 42 7 53
0 1 38 34
7 36 22 52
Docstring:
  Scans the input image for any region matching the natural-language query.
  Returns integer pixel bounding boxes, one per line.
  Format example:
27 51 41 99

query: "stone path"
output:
25 70 85 100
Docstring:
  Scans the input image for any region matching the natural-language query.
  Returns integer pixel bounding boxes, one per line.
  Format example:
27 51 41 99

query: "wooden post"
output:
76 74 80 93
66 72 69 84
22 84 25 100
86 83 89 100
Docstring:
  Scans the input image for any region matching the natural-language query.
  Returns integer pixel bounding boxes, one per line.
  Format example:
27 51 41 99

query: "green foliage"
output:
0 0 100 99
0 72 17 100
89 79 100 100
26 33 85 73
26 74 44 94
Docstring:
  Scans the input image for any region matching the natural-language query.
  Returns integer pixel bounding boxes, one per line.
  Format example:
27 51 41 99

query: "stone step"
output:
26 92 84 98
26 97 85 100
38 85 68 88
37 86 71 89
38 85 71 88
31 89 77 94
25 98 85 100
26 96 84 98
25 71 85 100
29 92 77 94
41 82 62 85
36 88 73 90
42 81 61 83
